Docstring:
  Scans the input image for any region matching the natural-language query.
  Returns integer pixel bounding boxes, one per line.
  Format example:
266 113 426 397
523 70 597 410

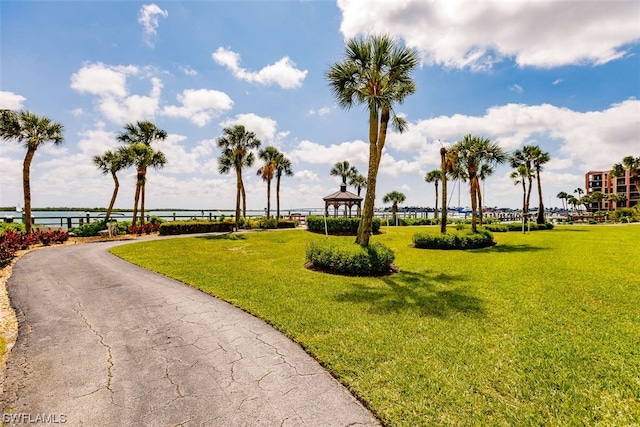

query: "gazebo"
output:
323 183 363 217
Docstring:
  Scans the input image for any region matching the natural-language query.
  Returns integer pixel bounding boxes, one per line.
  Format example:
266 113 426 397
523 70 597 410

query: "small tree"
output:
424 169 442 219
257 146 280 219
274 152 293 220
330 160 358 187
93 149 127 222
349 174 367 197
0 110 65 233
383 191 406 225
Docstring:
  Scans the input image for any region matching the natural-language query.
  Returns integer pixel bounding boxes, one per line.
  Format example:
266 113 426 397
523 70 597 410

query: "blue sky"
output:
1 0 639 211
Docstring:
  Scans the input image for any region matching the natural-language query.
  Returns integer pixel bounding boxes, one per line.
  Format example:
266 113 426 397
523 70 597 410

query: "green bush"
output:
413 230 495 250
483 224 508 232
259 218 278 229
0 222 26 234
277 220 298 229
70 220 107 237
611 208 638 222
306 216 380 235
305 240 395 276
159 221 234 235
498 222 555 232
398 217 438 226
148 215 167 225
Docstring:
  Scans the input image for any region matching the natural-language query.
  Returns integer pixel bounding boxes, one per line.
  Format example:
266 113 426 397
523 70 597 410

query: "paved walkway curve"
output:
1 238 379 426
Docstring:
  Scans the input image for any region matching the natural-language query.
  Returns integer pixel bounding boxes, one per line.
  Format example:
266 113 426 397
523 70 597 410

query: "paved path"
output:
1 239 378 426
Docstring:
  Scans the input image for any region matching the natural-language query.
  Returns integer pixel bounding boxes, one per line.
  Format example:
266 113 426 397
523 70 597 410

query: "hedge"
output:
484 222 554 232
413 230 495 250
306 216 380 235
159 221 234 235
305 240 395 276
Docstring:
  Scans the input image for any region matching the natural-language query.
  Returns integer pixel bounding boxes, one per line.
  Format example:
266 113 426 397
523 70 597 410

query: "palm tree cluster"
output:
509 145 550 231
329 160 367 196
217 124 293 230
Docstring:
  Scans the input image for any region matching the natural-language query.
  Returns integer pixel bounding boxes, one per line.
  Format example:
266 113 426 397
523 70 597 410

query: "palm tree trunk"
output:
22 148 36 233
536 168 545 224
132 170 143 226
266 179 271 219
434 181 439 219
235 169 242 230
241 179 247 219
525 176 533 223
140 169 147 225
276 175 281 220
477 184 483 226
106 171 119 223
470 175 479 233
440 149 448 234
521 180 527 234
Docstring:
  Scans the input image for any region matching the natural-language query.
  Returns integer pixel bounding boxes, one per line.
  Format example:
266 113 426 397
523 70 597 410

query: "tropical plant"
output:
349 174 367 197
589 191 606 212
330 160 358 187
93 149 127 222
510 146 537 222
574 188 585 211
257 146 280 219
274 152 293 219
531 147 551 224
382 191 406 224
511 164 534 233
118 143 167 225
556 191 569 211
0 109 65 233
424 169 442 219
610 155 640 192
116 121 167 225
607 192 626 210
440 146 458 234
477 163 494 225
327 34 418 246
579 195 592 213
452 135 507 233
217 124 261 230
567 195 579 214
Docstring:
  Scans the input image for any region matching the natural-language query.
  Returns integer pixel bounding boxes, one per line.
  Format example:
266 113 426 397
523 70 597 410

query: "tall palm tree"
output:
556 191 569 211
257 146 280 219
424 169 442 219
510 165 533 233
116 120 167 225
0 109 64 233
590 191 606 213
567 195 579 214
93 149 127 222
477 163 494 225
611 155 640 192
330 160 358 187
273 152 293 220
452 134 507 233
118 143 166 225
382 191 406 224
327 34 418 247
348 173 367 197
530 147 551 224
574 188 585 213
440 146 458 234
511 147 537 222
217 124 261 229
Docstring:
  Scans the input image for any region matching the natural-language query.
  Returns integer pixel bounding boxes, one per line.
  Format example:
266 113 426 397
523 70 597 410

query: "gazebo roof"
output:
323 184 363 202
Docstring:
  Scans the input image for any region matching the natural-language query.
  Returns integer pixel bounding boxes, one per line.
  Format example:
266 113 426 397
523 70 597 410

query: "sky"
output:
1 0 639 212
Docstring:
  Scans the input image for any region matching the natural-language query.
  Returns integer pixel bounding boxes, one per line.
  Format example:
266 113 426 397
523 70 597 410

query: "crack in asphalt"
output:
72 305 114 394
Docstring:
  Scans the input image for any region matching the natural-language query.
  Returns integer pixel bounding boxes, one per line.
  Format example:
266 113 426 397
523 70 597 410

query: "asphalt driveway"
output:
1 238 378 426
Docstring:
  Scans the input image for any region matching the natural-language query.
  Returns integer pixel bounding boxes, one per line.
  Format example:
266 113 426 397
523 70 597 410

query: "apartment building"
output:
585 168 639 211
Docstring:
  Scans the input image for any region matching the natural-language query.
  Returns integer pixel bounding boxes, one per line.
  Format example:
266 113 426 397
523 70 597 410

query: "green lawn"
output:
111 225 640 426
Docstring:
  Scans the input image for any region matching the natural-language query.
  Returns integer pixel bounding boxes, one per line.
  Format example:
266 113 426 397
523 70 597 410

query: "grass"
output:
111 225 640 426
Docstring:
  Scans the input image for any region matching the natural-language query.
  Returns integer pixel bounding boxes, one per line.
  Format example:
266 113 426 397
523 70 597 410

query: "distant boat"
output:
15 205 22 213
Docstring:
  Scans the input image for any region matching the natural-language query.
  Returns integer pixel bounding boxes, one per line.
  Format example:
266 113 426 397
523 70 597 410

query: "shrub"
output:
159 221 234 235
37 230 69 246
306 216 380 235
259 218 278 229
498 222 555 232
611 208 637 222
128 223 161 235
413 230 495 250
148 215 167 225
0 222 26 234
277 220 298 229
70 220 107 237
398 218 437 226
0 229 69 267
305 240 395 276
483 224 508 232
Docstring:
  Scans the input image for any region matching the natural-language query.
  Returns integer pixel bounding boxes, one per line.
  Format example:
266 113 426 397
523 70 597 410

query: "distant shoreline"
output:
0 207 224 212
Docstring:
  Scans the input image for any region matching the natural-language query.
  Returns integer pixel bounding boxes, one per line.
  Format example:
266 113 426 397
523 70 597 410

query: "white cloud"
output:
289 139 370 166
307 107 332 117
388 98 640 171
71 63 162 124
552 79 563 85
71 108 84 117
337 0 640 69
0 91 26 109
212 47 308 89
180 66 197 76
219 113 288 145
510 84 524 94
162 89 233 126
138 4 168 47
294 170 320 182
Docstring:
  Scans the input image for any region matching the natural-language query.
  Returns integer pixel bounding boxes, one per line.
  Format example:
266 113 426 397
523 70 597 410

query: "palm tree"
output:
452 134 507 233
440 146 458 234
327 34 418 247
477 163 494 225
257 146 280 219
116 120 167 225
382 191 406 224
273 152 293 220
574 188 585 213
424 169 442 219
531 147 551 224
611 155 640 192
579 195 592 214
93 149 127 222
556 191 569 211
349 173 367 197
607 192 626 210
217 124 261 229
567 195 579 214
118 143 166 225
0 109 64 233
511 147 537 222
510 165 533 233
330 160 358 187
